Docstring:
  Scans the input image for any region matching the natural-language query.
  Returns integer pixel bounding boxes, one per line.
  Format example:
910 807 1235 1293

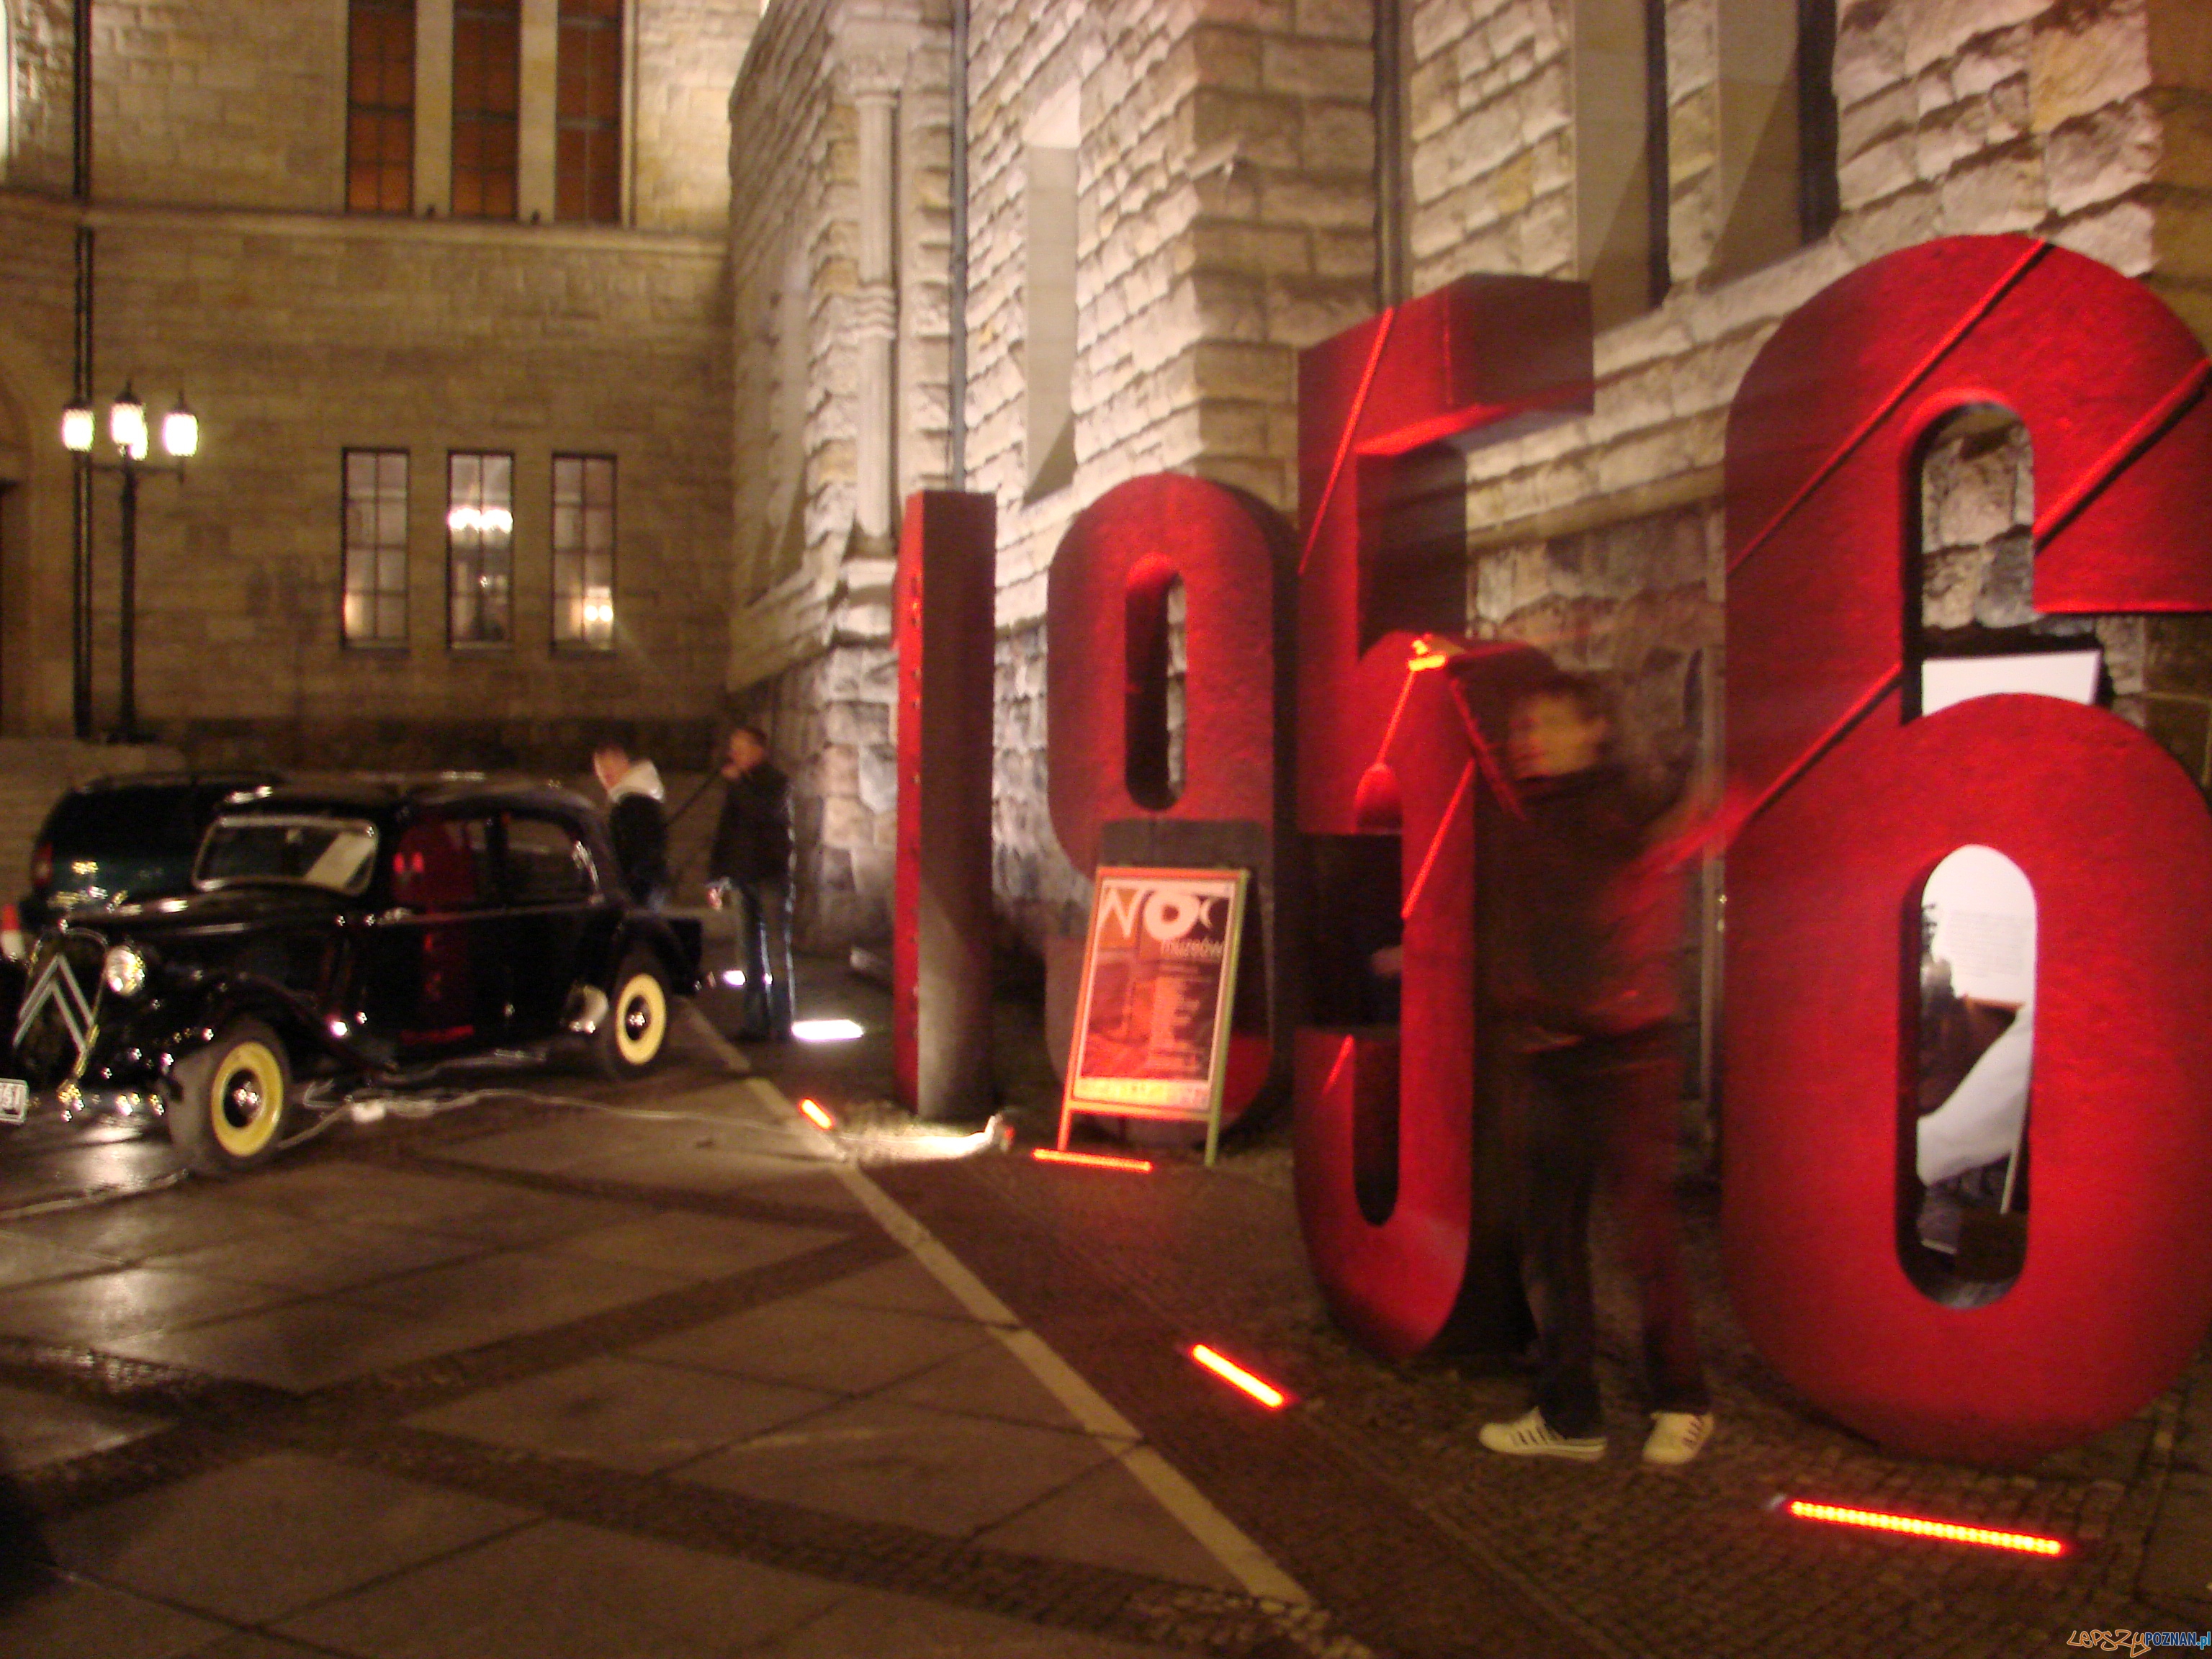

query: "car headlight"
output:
102 943 148 997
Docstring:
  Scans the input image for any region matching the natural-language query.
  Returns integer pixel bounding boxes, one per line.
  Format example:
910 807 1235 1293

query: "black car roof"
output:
216 774 596 821
65 770 282 794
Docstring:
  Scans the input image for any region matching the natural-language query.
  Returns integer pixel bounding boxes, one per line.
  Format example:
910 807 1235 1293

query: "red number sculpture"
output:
1294 277 1592 1359
1044 473 1293 1121
894 490 997 1120
1725 235 2212 1462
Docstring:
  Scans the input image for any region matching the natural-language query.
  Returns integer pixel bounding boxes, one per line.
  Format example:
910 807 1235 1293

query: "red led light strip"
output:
797 1099 837 1131
1189 1344 1291 1409
1032 1148 1154 1173
1781 1499 2065 1557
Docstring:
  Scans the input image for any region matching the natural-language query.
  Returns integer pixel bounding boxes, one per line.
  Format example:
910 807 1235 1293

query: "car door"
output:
358 810 510 1058
498 810 613 1041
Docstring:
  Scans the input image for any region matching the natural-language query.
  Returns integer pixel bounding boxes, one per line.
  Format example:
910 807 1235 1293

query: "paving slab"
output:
139 1218 492 1296
0 1264 303 1347
44 1450 531 1625
629 1288 992 1395
756 1588 1197 1658
337 1245 693 1328
97 1294 522 1391
884 1337 1090 1431
678 1393 1112 1539
270 1517 848 1659
977 1457 1250 1593
0 1230 127 1290
0 1379 168 1473
0 1190 303 1264
0 1568 230 1659
537 1210 843 1279
805 1253 983 1321
403 1354 838 1474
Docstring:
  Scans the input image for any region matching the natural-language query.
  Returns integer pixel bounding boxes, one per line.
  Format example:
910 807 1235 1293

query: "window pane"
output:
343 447 409 646
448 451 514 645
552 454 615 649
346 0 414 216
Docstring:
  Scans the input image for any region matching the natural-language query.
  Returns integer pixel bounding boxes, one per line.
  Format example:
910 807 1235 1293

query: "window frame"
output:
341 447 412 652
446 450 516 651
451 0 521 220
346 0 417 214
551 451 617 653
554 0 624 225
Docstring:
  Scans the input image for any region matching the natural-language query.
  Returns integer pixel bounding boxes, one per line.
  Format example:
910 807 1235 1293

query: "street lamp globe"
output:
60 400 94 454
109 386 147 460
161 397 198 460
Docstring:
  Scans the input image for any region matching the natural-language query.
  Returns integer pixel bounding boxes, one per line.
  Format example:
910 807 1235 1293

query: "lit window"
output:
342 449 409 647
348 0 415 213
452 0 520 220
552 454 615 649
556 0 622 225
447 452 513 647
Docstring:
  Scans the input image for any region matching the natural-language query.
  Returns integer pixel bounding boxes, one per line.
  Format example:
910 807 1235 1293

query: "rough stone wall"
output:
634 0 760 233
9 0 76 195
1918 413 2212 793
73 214 732 755
91 0 348 211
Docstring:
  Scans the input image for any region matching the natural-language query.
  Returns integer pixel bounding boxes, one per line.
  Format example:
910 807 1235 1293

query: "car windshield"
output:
196 815 379 895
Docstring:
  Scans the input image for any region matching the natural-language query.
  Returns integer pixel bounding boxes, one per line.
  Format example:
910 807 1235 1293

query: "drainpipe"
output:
71 0 94 739
1373 0 1406 307
948 0 968 490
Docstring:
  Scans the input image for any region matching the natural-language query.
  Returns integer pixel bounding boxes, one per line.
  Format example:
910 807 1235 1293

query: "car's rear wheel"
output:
169 1019 292 1176
594 951 670 1079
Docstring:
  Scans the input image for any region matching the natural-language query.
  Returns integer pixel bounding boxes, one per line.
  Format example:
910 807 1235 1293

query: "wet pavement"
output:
0 956 2205 1656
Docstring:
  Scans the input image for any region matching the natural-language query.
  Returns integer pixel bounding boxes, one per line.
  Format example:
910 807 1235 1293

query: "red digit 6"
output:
1725 235 2212 1462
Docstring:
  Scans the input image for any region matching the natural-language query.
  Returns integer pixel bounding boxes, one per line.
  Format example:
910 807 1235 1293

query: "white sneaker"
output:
1642 1411 1714 1466
1479 1408 1606 1462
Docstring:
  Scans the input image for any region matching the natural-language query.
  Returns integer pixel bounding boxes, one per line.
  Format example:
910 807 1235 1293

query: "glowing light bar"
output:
791 1018 865 1043
1032 1148 1154 1173
797 1098 837 1131
1779 1498 2065 1557
1189 1344 1290 1410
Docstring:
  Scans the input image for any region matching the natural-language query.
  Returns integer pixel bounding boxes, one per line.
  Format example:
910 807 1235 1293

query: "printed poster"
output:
1061 868 1247 1164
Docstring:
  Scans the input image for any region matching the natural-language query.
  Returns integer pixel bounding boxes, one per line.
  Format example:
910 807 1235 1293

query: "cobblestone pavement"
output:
745 962 2212 1659
1 955 2207 1658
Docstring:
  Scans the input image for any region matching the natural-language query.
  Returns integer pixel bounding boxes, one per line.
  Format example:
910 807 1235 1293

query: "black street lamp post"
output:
61 384 197 743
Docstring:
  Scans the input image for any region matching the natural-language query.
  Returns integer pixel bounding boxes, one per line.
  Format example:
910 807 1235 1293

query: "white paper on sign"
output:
1920 649 2101 715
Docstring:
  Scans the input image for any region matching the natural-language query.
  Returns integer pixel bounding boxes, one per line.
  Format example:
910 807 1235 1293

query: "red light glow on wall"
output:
797 1098 837 1132
1189 1344 1291 1409
1032 1148 1154 1173
1779 1498 2065 1557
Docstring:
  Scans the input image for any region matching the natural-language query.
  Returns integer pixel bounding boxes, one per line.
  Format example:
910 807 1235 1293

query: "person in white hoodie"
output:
591 741 670 907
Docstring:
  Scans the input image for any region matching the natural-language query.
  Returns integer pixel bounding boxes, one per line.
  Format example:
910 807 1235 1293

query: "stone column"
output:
518 0 560 223
414 0 455 214
847 36 909 544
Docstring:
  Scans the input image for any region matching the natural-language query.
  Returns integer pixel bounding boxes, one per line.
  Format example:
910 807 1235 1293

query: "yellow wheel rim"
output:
614 974 667 1066
209 1040 284 1159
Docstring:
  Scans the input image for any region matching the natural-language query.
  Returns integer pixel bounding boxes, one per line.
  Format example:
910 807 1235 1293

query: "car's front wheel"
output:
593 951 670 1079
168 1019 292 1176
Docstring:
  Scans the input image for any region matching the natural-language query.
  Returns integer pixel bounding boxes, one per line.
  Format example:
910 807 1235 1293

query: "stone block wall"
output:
8 0 78 196
634 0 761 233
70 212 732 755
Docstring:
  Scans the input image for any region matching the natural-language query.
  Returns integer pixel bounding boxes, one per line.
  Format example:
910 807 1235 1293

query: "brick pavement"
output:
749 961 2212 1659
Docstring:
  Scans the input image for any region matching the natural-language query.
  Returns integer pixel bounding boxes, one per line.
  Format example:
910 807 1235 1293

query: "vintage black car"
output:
19 769 283 930
2 777 702 1174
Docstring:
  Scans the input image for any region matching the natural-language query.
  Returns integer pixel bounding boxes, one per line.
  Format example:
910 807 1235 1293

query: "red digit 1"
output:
1725 235 2212 1462
1294 277 1591 1359
1044 473 1290 1120
894 490 997 1120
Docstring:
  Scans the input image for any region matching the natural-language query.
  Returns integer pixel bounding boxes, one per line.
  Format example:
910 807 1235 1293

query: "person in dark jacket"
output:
592 741 670 907
709 724 795 1041
1476 670 1714 1468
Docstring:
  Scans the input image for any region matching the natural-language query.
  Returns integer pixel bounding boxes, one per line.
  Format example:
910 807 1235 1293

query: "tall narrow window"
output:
452 0 521 220
1712 0 1838 278
1022 84 1078 501
552 454 615 649
342 449 410 647
348 0 415 213
1574 0 1667 328
447 452 513 646
556 0 622 224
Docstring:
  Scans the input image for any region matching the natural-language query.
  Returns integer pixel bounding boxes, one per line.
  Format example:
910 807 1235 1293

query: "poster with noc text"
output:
1062 868 1248 1164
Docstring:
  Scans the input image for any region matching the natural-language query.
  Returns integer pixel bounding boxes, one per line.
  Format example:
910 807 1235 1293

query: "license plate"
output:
0 1079 24 1125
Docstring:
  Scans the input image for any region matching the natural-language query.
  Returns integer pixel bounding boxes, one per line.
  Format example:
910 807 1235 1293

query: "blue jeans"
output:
730 877 793 1040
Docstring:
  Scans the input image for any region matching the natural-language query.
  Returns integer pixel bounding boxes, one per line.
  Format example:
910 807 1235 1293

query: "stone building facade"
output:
725 0 2212 975
0 0 755 771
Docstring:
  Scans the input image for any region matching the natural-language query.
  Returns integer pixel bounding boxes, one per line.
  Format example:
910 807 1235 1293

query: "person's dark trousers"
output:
1521 1023 1707 1438
733 876 795 1039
